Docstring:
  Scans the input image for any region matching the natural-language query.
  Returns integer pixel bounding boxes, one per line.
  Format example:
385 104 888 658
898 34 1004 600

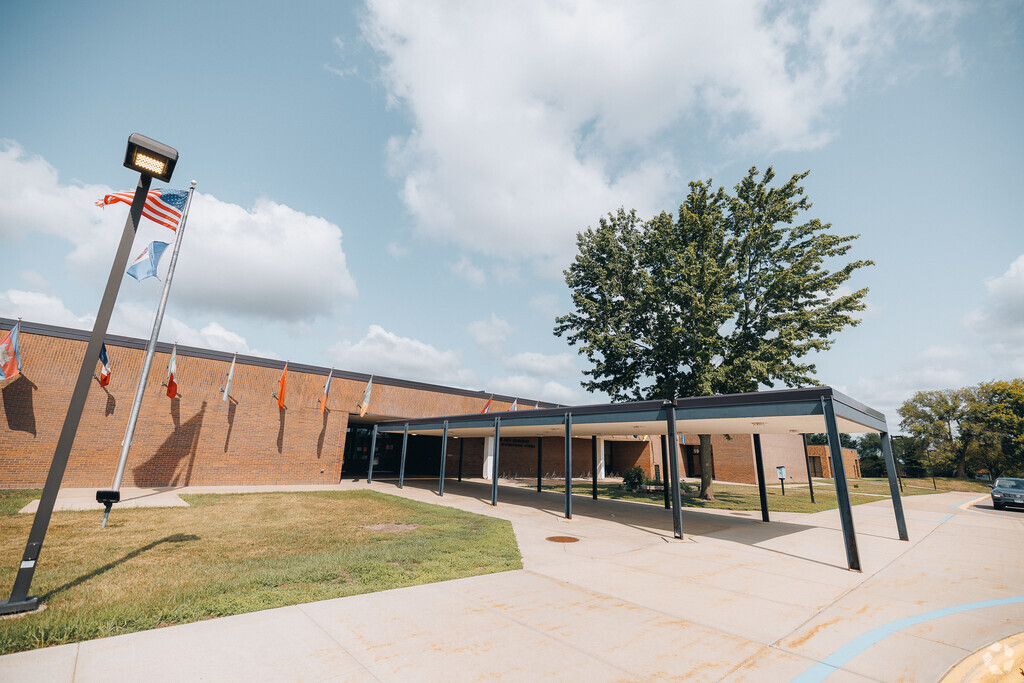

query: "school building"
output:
0 319 861 490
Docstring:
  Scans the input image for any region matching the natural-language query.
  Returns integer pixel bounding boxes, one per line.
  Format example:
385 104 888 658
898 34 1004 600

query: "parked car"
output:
990 477 1024 510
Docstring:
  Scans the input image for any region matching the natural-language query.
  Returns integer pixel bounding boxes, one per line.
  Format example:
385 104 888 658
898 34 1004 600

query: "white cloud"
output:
450 256 486 288
0 141 358 323
330 324 475 386
504 351 577 378
386 240 409 258
467 314 514 356
529 293 561 319
485 374 593 406
0 289 92 329
362 0 948 267
964 254 1024 373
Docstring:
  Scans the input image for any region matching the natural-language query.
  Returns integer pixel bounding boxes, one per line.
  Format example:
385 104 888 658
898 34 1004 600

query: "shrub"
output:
622 466 646 491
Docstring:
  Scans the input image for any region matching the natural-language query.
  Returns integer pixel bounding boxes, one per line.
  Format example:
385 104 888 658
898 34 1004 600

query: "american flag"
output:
96 189 188 230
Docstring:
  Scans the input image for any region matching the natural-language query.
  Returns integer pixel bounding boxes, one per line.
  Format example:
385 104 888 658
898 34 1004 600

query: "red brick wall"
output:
805 445 861 479
0 330 517 488
757 434 811 484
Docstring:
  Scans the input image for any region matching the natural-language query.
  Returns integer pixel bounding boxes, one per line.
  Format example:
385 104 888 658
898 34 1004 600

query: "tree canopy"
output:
555 167 873 497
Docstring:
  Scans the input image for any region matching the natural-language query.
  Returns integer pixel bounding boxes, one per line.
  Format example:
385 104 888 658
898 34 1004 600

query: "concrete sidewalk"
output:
2 480 1022 681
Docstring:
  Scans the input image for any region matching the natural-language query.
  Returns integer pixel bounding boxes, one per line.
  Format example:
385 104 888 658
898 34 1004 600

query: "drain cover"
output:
545 535 579 543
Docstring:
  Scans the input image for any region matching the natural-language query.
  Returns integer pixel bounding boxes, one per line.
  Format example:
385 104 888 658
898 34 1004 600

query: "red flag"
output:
480 395 493 413
98 343 111 387
278 362 288 409
165 344 178 398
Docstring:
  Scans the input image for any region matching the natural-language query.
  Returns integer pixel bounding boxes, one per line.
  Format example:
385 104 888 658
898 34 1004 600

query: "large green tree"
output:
556 167 873 499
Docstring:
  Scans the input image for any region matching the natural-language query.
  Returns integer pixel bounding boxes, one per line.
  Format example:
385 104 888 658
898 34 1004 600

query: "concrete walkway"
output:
2 479 1023 681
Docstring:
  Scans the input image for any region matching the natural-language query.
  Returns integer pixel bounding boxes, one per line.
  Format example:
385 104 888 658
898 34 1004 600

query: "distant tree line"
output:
811 379 1024 480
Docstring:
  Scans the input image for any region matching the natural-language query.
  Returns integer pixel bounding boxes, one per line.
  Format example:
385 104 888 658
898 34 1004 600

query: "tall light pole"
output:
0 134 178 616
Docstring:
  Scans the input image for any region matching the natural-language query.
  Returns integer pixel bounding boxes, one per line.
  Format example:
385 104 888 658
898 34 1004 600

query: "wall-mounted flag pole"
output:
357 375 373 417
165 343 178 399
98 344 112 387
222 352 236 401
278 362 288 409
0 320 22 381
99 182 196 529
320 367 332 413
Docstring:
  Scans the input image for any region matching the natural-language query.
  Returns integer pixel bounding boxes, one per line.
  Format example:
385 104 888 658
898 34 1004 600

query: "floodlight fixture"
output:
124 133 178 183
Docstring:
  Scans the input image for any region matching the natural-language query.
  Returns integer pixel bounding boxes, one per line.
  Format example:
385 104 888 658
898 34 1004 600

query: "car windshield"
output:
994 478 1024 490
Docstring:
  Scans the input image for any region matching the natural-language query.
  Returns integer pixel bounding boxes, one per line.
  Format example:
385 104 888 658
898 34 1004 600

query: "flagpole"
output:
99 181 197 528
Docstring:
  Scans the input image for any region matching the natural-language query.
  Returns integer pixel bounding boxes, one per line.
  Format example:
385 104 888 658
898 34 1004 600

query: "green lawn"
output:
531 475 988 513
0 490 521 655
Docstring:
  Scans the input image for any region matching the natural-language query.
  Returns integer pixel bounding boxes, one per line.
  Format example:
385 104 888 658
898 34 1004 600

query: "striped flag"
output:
278 362 288 410
481 395 493 414
97 189 188 230
223 353 236 402
165 344 178 398
98 344 112 387
357 376 373 417
0 322 21 381
320 368 332 413
509 398 518 412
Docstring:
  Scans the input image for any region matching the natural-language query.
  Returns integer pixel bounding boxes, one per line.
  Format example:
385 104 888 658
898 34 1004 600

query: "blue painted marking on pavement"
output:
790 595 1024 683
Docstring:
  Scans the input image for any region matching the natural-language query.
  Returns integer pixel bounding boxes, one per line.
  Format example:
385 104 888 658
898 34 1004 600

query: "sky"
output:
1 0 1022 427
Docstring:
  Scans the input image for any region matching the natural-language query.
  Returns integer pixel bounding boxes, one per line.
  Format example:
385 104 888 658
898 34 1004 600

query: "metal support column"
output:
438 421 448 496
490 417 500 506
367 425 378 483
398 423 409 489
458 439 464 481
802 433 816 503
665 400 684 539
823 398 861 571
536 437 543 492
880 432 909 541
564 412 573 519
591 436 598 500
1 174 151 616
660 435 670 509
753 434 770 522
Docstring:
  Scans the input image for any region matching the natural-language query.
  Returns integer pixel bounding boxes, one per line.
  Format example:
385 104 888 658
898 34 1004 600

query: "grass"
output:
0 490 521 655
0 489 41 517
530 475 990 513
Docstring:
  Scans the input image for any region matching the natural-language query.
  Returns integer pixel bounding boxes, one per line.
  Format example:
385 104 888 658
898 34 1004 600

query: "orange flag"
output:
278 362 288 409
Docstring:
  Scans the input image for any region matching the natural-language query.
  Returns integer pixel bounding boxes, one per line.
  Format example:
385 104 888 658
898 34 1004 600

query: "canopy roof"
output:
376 386 887 438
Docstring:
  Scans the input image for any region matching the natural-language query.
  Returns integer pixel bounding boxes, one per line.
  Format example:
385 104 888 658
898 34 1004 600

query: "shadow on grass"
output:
42 533 200 601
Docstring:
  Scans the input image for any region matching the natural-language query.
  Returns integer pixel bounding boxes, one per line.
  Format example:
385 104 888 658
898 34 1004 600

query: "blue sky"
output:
1 1 1022 425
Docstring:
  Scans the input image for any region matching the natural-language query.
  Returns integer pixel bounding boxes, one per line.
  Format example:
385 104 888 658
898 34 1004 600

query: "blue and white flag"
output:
126 241 169 281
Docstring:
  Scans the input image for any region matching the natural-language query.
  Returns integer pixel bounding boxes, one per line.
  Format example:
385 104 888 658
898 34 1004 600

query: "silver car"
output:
990 477 1024 510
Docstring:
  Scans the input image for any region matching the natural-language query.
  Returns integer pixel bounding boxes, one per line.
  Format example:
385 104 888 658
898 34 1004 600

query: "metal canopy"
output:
374 386 887 438
371 385 906 572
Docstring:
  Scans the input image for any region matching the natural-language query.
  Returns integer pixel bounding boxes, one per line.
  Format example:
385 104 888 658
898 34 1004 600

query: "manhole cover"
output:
545 535 579 543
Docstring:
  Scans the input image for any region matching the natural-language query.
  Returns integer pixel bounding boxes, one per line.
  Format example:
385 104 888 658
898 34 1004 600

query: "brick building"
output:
0 320 853 489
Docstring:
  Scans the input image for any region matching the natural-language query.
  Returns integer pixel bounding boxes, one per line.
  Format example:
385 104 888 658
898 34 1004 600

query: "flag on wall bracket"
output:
277 362 288 410
0 322 22 381
320 368 333 413
357 375 373 417
165 344 178 398
222 352 236 401
98 343 112 387
509 398 518 412
481 395 493 414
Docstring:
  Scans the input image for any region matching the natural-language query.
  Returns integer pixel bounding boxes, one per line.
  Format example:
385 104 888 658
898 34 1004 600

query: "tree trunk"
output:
698 433 715 500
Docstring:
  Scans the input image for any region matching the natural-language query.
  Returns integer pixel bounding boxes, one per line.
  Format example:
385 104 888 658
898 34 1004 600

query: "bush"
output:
622 466 646 491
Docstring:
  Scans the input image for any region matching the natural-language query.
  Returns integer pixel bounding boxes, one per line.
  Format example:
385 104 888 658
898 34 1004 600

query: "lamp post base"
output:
0 596 39 616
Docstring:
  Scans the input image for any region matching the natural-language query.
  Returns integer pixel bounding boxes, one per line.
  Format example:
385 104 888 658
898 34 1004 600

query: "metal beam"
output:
823 398 861 571
490 417 501 506
660 435 670 509
802 433 815 503
591 436 598 500
398 423 408 489
753 434 770 522
564 412 572 519
438 420 448 496
536 436 543 492
367 425 378 484
458 438 464 482
881 432 909 541
665 400 683 539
